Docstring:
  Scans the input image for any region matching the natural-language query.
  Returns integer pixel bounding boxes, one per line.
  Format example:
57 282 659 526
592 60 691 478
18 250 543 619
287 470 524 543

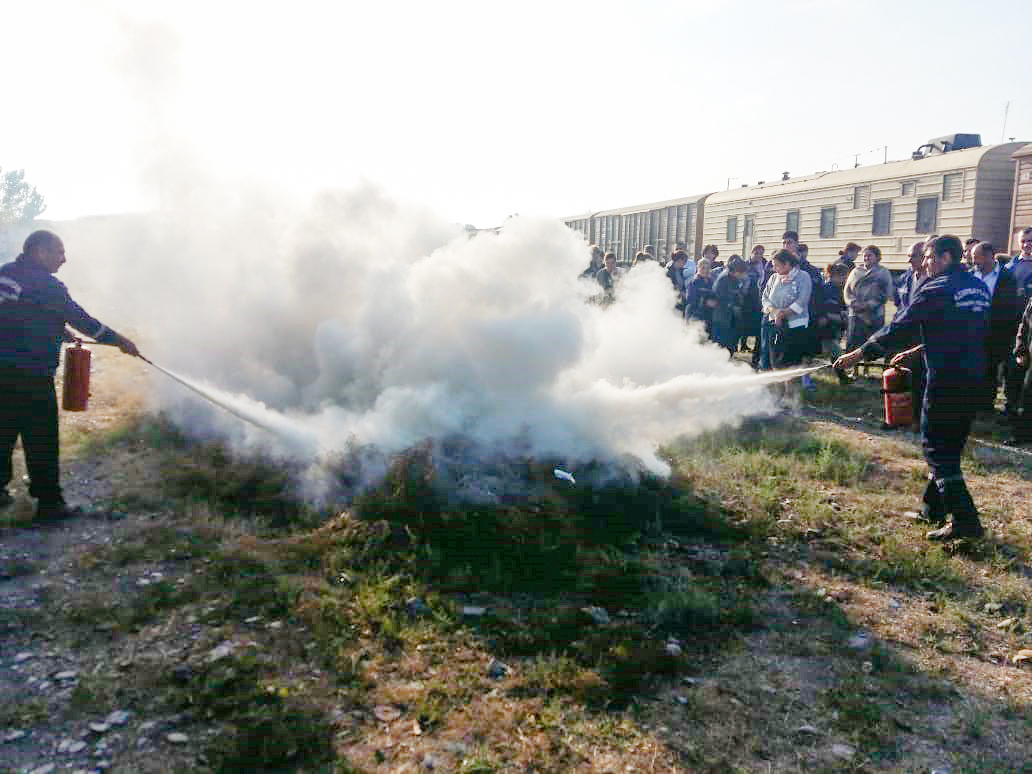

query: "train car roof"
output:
560 191 711 221
1013 143 1032 159
705 142 1029 205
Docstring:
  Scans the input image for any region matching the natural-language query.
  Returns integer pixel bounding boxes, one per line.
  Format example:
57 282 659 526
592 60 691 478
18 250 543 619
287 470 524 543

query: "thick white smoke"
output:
37 12 780 503
53 183 776 498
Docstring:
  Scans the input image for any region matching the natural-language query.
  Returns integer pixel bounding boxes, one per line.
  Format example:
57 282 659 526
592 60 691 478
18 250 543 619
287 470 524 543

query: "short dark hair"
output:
828 262 851 277
844 242 861 252
798 243 808 253
23 230 60 256
727 255 747 274
973 241 994 256
929 235 964 265
782 231 798 242
772 249 799 267
965 237 980 247
864 245 881 260
671 250 688 264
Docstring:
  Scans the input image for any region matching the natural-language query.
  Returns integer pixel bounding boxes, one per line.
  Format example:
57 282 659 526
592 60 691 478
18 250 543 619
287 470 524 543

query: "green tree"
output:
1 168 46 226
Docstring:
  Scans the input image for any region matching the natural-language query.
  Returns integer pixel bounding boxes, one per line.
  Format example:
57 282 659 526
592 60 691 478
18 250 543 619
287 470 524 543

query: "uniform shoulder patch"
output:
0 276 22 302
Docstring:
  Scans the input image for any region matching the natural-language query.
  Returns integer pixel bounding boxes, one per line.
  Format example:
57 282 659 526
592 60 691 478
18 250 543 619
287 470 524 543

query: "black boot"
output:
920 477 946 525
926 479 983 541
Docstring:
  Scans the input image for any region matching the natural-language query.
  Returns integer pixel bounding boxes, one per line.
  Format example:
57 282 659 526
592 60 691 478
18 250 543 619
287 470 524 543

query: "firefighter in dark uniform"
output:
0 230 138 521
835 235 991 541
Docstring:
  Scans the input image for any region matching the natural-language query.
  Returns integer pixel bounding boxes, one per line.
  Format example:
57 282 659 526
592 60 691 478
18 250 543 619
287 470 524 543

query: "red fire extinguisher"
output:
881 366 913 427
62 341 92 412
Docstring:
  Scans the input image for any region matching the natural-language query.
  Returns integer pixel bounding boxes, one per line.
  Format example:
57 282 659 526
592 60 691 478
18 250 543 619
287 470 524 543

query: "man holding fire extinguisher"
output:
0 230 138 523
835 235 991 541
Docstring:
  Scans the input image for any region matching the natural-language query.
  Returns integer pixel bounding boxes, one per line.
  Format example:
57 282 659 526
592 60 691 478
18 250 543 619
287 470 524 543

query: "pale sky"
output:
3 0 1030 228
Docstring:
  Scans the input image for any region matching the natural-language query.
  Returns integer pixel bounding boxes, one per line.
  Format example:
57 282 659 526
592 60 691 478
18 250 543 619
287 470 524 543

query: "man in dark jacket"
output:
1004 228 1032 414
0 230 138 521
836 235 991 541
971 241 1019 411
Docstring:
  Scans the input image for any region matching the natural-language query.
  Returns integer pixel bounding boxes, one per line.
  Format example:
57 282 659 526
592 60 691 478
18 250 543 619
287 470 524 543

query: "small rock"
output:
105 710 131 726
847 632 874 651
830 743 855 760
58 738 73 753
136 578 151 587
930 768 951 774
405 597 431 618
862 661 874 674
681 676 703 685
2 729 26 742
373 705 402 723
460 606 487 618
996 617 1017 630
1012 649 1032 666
422 753 439 769
165 732 189 744
68 741 87 754
795 724 820 735
206 641 236 663
888 599 902 610
54 670 79 681
14 651 33 663
267 620 283 630
903 510 922 520
674 695 691 705
665 642 683 657
581 606 610 625
29 765 56 774
171 665 193 684
95 760 113 770
88 722 110 734
486 658 508 679
984 602 1004 613
244 616 262 624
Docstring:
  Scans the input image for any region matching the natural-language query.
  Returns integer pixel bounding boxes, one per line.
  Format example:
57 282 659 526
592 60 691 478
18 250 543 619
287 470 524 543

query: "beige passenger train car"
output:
701 142 1027 271
1010 144 1032 252
563 193 709 265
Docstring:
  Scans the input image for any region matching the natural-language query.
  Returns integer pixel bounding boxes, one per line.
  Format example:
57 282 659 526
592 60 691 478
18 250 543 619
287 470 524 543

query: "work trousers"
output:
1005 355 1028 413
920 383 979 518
0 366 63 504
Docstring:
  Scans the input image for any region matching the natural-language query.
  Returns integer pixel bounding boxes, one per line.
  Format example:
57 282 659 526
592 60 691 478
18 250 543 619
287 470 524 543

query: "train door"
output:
742 214 755 258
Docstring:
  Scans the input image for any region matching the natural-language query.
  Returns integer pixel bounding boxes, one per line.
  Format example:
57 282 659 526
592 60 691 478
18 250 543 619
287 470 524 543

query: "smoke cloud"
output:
40 12 779 504
55 185 777 500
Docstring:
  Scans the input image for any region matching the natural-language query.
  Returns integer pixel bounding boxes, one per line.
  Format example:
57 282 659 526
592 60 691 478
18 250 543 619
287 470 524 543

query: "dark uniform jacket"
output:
979 267 1020 361
863 264 990 387
1015 297 1032 363
0 255 117 376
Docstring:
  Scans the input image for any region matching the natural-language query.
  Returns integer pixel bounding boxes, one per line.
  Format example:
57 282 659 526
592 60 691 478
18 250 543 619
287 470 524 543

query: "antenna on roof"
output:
1002 101 1010 143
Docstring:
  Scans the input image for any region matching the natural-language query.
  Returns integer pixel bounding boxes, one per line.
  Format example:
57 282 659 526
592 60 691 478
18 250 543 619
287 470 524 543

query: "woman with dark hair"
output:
711 255 749 356
761 250 813 403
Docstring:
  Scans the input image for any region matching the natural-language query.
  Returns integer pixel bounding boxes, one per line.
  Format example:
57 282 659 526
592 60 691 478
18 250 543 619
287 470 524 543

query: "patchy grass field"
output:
1 349 1031 773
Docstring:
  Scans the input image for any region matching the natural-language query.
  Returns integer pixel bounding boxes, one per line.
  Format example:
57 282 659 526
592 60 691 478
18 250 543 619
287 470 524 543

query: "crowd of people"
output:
582 226 1032 541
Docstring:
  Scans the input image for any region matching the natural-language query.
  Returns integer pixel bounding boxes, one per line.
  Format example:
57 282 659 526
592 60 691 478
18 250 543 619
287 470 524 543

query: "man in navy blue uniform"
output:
0 230 138 521
836 235 991 541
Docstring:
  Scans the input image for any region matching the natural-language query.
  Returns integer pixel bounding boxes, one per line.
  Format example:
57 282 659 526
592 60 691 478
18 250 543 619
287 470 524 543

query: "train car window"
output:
786 210 800 234
872 201 892 236
942 172 963 202
901 180 917 197
853 185 871 209
916 197 938 233
820 207 837 239
726 216 738 242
